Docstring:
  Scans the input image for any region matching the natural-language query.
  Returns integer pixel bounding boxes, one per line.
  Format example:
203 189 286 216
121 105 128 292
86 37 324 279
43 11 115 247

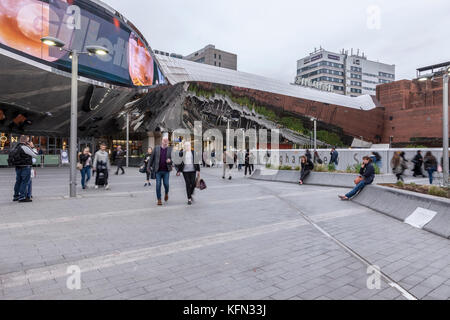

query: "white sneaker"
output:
105 185 110 190
95 185 99 189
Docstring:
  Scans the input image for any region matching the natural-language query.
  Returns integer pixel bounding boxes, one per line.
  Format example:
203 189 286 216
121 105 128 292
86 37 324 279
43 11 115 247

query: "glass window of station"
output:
0 133 68 154
112 140 143 157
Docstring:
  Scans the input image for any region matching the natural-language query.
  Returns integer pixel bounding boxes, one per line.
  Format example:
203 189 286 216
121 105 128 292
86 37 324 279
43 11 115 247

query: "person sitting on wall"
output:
299 156 314 185
338 156 375 200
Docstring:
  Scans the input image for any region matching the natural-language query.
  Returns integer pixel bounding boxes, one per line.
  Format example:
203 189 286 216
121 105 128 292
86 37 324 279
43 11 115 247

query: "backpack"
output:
7 144 22 167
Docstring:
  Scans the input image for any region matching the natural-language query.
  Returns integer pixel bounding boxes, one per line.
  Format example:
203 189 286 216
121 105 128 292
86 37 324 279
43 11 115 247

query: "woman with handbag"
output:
78 147 92 190
142 147 153 187
176 141 200 205
339 156 375 200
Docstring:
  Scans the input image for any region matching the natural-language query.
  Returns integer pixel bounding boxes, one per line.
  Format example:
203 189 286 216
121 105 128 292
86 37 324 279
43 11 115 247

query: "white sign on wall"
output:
404 207 438 229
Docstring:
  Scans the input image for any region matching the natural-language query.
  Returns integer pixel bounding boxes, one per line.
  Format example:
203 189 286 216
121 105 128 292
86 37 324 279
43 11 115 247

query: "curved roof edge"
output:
156 54 377 111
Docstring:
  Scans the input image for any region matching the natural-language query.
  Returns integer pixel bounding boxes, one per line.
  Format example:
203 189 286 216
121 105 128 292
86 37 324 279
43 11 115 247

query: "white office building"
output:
295 48 395 96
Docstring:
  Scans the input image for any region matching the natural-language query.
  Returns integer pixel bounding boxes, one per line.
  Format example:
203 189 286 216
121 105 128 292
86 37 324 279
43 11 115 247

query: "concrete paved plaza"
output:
0 166 449 300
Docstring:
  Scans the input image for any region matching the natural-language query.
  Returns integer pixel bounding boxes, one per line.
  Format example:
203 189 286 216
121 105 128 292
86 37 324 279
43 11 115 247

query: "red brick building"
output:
377 77 450 146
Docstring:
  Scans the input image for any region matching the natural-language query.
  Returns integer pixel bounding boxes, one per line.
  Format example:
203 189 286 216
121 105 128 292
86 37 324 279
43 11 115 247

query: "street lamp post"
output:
70 49 78 197
310 118 317 151
40 36 109 197
126 112 130 168
443 73 449 186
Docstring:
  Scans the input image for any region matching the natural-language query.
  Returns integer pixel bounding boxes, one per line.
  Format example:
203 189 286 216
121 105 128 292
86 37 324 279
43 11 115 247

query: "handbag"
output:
196 178 207 190
354 176 364 185
76 162 83 170
139 165 146 174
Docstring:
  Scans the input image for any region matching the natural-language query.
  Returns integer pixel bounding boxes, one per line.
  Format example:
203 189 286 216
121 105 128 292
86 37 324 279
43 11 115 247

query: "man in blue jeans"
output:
148 136 173 206
339 156 375 200
10 136 39 203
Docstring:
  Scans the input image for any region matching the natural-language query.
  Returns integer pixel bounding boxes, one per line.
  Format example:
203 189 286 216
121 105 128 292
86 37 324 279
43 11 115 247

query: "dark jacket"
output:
79 153 92 168
10 143 38 167
360 163 375 184
424 155 437 171
176 150 201 173
301 159 314 172
245 152 251 165
143 153 152 171
330 150 339 165
412 153 423 166
305 151 312 162
148 145 173 173
115 149 125 165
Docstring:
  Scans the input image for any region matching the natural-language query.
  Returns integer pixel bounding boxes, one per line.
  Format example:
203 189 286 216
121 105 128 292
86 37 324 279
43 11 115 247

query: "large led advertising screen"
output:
0 0 165 87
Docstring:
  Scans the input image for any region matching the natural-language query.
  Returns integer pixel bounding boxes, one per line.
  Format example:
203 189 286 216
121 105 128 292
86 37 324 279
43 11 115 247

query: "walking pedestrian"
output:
176 141 201 205
143 147 153 187
412 150 426 177
440 154 450 175
244 149 253 176
305 149 312 162
114 145 125 175
78 147 92 190
371 151 382 168
299 155 314 185
424 151 438 185
339 156 375 200
390 152 407 182
238 150 244 171
330 147 339 166
149 136 173 206
9 135 39 202
211 149 216 167
202 150 207 168
313 151 323 164
222 149 233 180
93 143 111 190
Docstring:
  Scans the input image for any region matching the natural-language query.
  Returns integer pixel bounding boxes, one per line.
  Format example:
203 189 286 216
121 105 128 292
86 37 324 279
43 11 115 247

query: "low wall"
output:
251 168 396 188
265 148 446 174
354 185 450 239
251 168 450 239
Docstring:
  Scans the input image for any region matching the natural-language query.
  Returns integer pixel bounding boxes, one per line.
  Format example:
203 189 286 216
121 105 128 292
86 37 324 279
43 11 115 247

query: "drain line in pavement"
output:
255 183 418 301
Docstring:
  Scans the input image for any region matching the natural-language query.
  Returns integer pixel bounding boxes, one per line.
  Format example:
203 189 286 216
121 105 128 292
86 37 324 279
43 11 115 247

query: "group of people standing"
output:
10 135 39 203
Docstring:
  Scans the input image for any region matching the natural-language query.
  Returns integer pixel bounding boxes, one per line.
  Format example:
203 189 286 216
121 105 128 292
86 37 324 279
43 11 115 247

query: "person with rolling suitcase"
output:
93 143 111 190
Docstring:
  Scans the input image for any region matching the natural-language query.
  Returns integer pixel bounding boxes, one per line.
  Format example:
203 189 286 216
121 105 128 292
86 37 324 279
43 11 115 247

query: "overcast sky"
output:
104 0 450 83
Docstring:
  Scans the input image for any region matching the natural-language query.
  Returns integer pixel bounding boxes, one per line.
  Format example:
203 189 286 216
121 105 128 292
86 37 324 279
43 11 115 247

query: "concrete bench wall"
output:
251 169 450 239
354 185 450 239
251 168 396 188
